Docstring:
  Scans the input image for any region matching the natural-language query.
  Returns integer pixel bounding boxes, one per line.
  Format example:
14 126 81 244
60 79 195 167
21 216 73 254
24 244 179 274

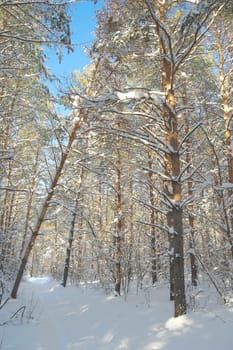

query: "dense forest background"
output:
1 0 233 317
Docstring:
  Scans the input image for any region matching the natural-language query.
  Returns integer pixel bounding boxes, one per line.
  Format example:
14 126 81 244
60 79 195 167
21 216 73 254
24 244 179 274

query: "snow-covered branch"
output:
175 2 224 72
0 153 14 160
177 161 192 182
109 126 171 155
136 220 170 234
133 197 167 217
177 121 203 153
75 88 165 111
142 167 171 182
181 160 205 183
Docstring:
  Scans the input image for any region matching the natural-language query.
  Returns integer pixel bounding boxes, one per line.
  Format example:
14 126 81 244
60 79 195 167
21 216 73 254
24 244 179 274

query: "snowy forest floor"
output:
0 277 233 349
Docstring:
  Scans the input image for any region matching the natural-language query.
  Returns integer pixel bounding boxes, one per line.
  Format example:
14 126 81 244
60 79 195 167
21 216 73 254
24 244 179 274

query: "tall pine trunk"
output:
158 8 186 317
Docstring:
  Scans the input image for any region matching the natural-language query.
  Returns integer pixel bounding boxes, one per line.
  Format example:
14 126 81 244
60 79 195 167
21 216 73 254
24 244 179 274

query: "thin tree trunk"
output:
76 215 83 282
20 146 40 257
203 128 233 253
148 150 157 284
96 178 104 285
51 220 59 278
215 25 233 258
182 79 198 287
62 168 84 287
114 131 122 295
62 199 78 287
126 164 134 290
0 162 17 266
0 162 12 231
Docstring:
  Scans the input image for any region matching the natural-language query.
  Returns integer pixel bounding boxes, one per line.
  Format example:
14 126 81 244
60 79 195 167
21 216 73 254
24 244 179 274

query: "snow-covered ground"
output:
0 277 233 349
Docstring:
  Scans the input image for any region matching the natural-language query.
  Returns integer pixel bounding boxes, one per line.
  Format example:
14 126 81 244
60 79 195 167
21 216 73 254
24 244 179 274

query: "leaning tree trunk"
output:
11 117 84 298
10 58 101 299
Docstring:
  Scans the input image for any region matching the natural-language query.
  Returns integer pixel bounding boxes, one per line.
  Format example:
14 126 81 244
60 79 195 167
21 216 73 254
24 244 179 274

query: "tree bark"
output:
156 4 186 317
126 164 134 290
62 168 84 287
148 150 157 284
114 129 122 295
165 129 186 317
182 79 198 287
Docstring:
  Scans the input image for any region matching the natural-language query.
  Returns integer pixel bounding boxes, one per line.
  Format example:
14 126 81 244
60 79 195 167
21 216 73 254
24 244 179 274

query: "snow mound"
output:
24 276 52 285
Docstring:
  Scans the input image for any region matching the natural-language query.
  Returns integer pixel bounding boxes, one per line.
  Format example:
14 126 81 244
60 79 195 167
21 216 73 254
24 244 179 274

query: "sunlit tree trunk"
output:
156 3 186 317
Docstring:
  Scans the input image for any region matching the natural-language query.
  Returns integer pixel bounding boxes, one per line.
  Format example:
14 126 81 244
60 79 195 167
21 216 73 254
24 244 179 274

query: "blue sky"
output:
46 1 103 80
